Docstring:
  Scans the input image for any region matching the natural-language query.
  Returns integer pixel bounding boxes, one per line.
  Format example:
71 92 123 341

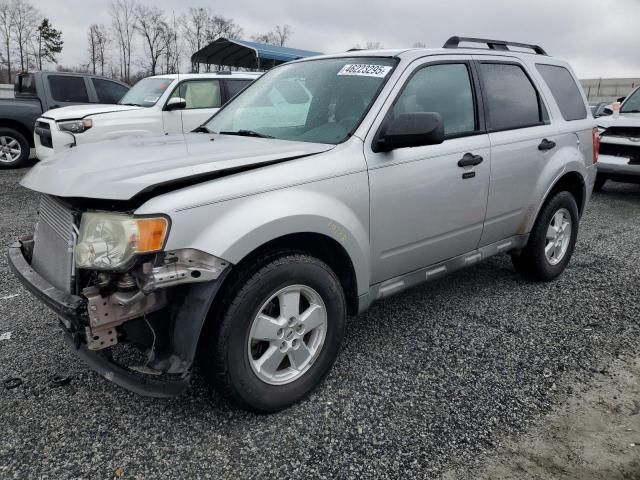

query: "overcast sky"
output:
33 0 640 79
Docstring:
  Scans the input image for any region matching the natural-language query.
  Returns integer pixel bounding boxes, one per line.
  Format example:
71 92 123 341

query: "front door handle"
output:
457 152 483 167
538 138 556 151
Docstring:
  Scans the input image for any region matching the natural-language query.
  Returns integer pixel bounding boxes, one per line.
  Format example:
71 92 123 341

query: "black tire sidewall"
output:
527 191 580 280
0 128 29 168
217 256 346 411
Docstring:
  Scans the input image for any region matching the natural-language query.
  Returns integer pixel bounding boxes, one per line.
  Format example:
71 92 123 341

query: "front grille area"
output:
31 195 76 293
601 126 640 139
600 142 640 165
34 121 53 148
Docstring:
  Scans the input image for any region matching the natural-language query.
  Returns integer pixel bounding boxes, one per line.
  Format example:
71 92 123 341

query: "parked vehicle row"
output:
0 71 130 167
8 36 598 412
34 72 260 161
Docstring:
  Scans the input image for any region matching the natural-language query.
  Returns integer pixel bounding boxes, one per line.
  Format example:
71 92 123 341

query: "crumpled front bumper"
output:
7 238 190 398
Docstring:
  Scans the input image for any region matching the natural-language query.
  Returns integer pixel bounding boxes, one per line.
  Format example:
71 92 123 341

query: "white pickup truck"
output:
34 72 261 161
595 86 640 190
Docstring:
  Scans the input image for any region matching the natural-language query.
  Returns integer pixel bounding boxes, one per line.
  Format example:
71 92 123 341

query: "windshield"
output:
205 57 397 144
118 77 173 107
621 88 640 113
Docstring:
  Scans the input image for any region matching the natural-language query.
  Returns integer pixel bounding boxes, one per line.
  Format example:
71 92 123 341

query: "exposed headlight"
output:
58 119 93 134
75 212 169 270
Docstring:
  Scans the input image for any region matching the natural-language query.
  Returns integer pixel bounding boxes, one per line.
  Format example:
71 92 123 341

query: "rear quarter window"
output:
536 64 587 121
48 75 89 103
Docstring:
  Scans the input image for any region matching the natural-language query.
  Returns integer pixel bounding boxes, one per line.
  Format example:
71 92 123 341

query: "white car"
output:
596 86 640 190
34 72 261 161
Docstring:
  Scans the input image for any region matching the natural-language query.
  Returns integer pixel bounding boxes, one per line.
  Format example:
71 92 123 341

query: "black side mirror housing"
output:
165 97 187 111
374 112 445 152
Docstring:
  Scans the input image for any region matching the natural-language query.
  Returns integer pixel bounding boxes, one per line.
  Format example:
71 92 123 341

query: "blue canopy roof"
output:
191 37 322 69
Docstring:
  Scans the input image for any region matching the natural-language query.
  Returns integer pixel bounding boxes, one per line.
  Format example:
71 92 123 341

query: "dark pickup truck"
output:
0 71 129 168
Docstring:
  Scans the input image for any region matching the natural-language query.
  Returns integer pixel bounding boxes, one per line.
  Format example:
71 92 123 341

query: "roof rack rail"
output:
443 36 547 56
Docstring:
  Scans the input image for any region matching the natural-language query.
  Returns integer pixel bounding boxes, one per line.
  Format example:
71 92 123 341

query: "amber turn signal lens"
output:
135 217 168 252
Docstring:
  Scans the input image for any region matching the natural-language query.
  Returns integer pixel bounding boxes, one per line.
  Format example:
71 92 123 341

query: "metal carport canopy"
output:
191 37 323 69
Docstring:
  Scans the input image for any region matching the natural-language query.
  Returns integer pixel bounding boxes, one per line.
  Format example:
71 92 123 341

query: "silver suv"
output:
9 37 597 411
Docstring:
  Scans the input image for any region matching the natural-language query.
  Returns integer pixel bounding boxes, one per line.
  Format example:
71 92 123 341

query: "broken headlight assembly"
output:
75 212 169 270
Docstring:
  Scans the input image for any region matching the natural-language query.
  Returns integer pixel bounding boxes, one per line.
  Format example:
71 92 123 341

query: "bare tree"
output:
205 15 242 42
412 41 426 48
273 24 292 46
110 0 136 82
0 2 14 82
11 0 39 71
87 24 108 75
160 22 179 74
179 7 209 72
134 4 167 76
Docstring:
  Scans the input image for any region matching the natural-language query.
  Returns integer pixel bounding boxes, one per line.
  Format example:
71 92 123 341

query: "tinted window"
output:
479 63 543 131
225 79 251 99
15 74 36 95
536 64 587 121
393 63 476 136
92 78 128 103
171 80 221 109
48 75 89 103
621 87 640 114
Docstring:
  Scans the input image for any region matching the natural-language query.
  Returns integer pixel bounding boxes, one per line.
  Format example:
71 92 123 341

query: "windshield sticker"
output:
337 64 392 78
143 96 159 103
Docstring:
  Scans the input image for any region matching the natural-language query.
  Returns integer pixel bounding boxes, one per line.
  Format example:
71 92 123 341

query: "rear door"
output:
223 79 252 104
165 79 222 133
365 57 491 283
473 56 575 246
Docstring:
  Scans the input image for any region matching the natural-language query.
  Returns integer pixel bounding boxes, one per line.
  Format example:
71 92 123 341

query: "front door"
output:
163 79 223 134
365 59 491 284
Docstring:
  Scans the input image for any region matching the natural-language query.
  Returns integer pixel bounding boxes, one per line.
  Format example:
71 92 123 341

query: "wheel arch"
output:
0 119 33 147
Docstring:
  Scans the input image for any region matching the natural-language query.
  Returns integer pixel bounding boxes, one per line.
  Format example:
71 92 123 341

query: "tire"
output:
201 252 347 412
593 174 607 192
512 191 579 281
0 128 30 168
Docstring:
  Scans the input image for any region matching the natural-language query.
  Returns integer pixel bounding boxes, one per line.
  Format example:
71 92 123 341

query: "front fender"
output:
148 173 371 296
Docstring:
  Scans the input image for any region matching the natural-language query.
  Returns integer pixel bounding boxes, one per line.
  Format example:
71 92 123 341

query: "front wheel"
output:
201 253 346 412
512 191 579 281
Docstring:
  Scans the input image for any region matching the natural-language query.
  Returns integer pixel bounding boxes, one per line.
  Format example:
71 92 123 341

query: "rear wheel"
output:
0 128 29 168
201 253 346 412
512 191 579 281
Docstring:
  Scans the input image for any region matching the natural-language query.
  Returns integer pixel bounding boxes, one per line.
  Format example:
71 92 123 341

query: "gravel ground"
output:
1 168 639 479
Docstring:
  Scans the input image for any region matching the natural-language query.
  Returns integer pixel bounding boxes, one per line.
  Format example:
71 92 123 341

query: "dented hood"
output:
21 133 334 200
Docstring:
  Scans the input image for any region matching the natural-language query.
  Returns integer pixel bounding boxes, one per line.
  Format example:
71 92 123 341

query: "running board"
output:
369 234 529 301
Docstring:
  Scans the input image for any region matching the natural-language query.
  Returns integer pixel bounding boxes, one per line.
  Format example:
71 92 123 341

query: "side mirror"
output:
374 112 445 152
165 97 186 111
600 106 613 116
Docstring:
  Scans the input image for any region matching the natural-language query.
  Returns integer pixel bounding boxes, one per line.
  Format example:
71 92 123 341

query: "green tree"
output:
34 18 62 70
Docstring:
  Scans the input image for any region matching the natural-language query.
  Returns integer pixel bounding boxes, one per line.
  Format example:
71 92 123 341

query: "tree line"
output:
0 0 62 83
86 1 293 84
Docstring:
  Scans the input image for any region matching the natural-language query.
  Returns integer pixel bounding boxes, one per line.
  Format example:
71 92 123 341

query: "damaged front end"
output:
8 195 230 397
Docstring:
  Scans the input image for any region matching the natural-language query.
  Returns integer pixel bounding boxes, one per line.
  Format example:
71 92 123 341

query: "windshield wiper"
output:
192 125 212 133
219 129 274 139
120 102 143 107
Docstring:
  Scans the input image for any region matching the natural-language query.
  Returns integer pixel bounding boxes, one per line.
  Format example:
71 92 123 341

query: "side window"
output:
225 79 251 99
92 78 128 103
536 64 587 121
479 63 545 131
48 75 89 103
172 80 221 109
393 63 476 136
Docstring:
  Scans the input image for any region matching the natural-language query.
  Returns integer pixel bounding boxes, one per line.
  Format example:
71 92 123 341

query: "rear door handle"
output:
457 152 483 167
538 138 556 151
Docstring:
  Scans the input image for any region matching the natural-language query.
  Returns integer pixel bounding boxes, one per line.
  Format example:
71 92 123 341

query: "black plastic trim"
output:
443 36 547 55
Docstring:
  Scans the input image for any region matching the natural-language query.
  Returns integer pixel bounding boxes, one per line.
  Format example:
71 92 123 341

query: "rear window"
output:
536 64 587 121
92 78 128 103
48 75 89 103
15 74 36 96
225 79 251 99
479 62 545 131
